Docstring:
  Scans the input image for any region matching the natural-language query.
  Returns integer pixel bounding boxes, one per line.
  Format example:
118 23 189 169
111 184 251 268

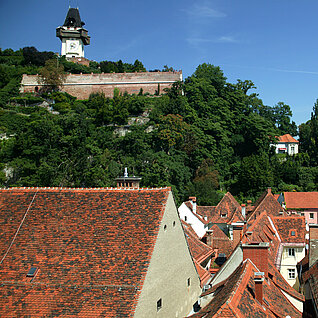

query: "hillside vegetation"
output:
1 47 318 205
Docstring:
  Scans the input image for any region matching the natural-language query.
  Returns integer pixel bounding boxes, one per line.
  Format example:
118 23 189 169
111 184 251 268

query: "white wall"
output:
178 202 206 238
280 245 305 287
134 192 201 318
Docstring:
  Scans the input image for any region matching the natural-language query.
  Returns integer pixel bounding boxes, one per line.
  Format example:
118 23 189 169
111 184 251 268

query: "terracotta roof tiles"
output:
272 216 306 243
189 259 303 318
283 192 318 209
0 187 170 317
277 134 299 143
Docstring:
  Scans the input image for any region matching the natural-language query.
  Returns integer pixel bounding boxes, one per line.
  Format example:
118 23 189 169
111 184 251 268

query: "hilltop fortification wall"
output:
20 71 182 99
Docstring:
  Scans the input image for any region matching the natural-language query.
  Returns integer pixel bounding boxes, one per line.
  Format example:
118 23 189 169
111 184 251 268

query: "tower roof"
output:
63 8 85 28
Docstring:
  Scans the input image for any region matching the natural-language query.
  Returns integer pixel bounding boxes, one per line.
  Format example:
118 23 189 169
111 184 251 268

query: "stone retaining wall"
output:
21 71 182 99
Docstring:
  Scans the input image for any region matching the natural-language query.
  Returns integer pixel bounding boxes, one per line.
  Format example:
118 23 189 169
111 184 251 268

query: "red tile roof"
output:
283 192 318 209
197 193 243 225
272 216 306 243
242 212 281 266
182 220 214 263
0 187 170 317
277 134 299 143
184 201 209 224
247 189 283 226
189 259 303 318
205 225 233 258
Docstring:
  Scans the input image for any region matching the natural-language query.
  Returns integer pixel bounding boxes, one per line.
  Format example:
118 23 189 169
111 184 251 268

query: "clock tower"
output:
56 7 90 58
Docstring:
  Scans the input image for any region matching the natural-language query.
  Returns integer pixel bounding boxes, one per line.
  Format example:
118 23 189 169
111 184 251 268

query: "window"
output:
288 268 295 279
173 221 176 227
310 213 314 219
221 213 227 218
290 231 295 236
187 278 191 287
164 225 167 231
184 216 187 222
27 267 38 277
288 248 295 257
157 299 162 311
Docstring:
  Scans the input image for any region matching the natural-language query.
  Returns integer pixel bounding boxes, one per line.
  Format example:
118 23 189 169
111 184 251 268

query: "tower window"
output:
157 298 162 311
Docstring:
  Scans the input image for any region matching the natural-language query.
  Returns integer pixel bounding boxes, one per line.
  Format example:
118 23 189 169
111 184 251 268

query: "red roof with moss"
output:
0 187 170 317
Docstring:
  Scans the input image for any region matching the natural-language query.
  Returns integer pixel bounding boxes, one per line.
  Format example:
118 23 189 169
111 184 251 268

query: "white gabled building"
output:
178 197 208 238
272 134 299 155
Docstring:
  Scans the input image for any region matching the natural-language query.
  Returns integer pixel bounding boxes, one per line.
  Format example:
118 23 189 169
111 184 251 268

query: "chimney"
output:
254 272 264 305
241 204 246 219
247 200 252 208
242 242 269 278
267 187 272 194
205 229 213 247
232 224 243 248
189 196 197 214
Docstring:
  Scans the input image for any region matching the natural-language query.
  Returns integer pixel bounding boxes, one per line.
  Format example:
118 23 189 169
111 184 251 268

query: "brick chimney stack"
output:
232 224 243 248
254 272 265 305
242 242 269 278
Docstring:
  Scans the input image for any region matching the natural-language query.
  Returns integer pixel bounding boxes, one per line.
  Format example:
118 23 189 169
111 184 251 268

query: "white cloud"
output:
182 3 226 19
218 36 238 43
186 35 238 46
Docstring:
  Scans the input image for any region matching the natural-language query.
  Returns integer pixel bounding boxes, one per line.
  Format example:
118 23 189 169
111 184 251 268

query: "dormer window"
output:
289 229 297 237
221 213 227 218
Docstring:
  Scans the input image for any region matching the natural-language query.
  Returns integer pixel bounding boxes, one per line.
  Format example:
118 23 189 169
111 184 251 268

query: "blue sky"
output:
1 0 318 126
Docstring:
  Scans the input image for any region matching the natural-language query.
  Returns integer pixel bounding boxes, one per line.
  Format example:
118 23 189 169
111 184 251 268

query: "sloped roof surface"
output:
284 192 318 209
277 134 299 143
0 187 169 317
242 212 280 265
272 216 306 243
189 259 302 318
63 8 84 27
182 221 214 262
247 189 283 226
197 193 242 225
184 201 209 224
206 224 233 257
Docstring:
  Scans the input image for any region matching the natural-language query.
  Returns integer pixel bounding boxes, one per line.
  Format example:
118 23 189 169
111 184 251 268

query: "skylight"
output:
26 267 38 277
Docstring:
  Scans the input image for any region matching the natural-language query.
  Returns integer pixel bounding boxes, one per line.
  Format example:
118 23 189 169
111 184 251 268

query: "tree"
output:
22 47 54 66
38 59 66 93
273 102 298 136
190 158 220 206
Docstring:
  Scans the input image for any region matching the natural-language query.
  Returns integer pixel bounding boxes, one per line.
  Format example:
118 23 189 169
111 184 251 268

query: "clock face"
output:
67 40 79 52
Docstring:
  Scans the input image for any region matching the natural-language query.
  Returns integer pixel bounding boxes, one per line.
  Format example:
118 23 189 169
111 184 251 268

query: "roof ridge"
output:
0 187 171 192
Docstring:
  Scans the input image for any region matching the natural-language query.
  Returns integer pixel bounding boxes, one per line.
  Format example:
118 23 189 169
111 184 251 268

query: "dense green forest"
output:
1 47 318 205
